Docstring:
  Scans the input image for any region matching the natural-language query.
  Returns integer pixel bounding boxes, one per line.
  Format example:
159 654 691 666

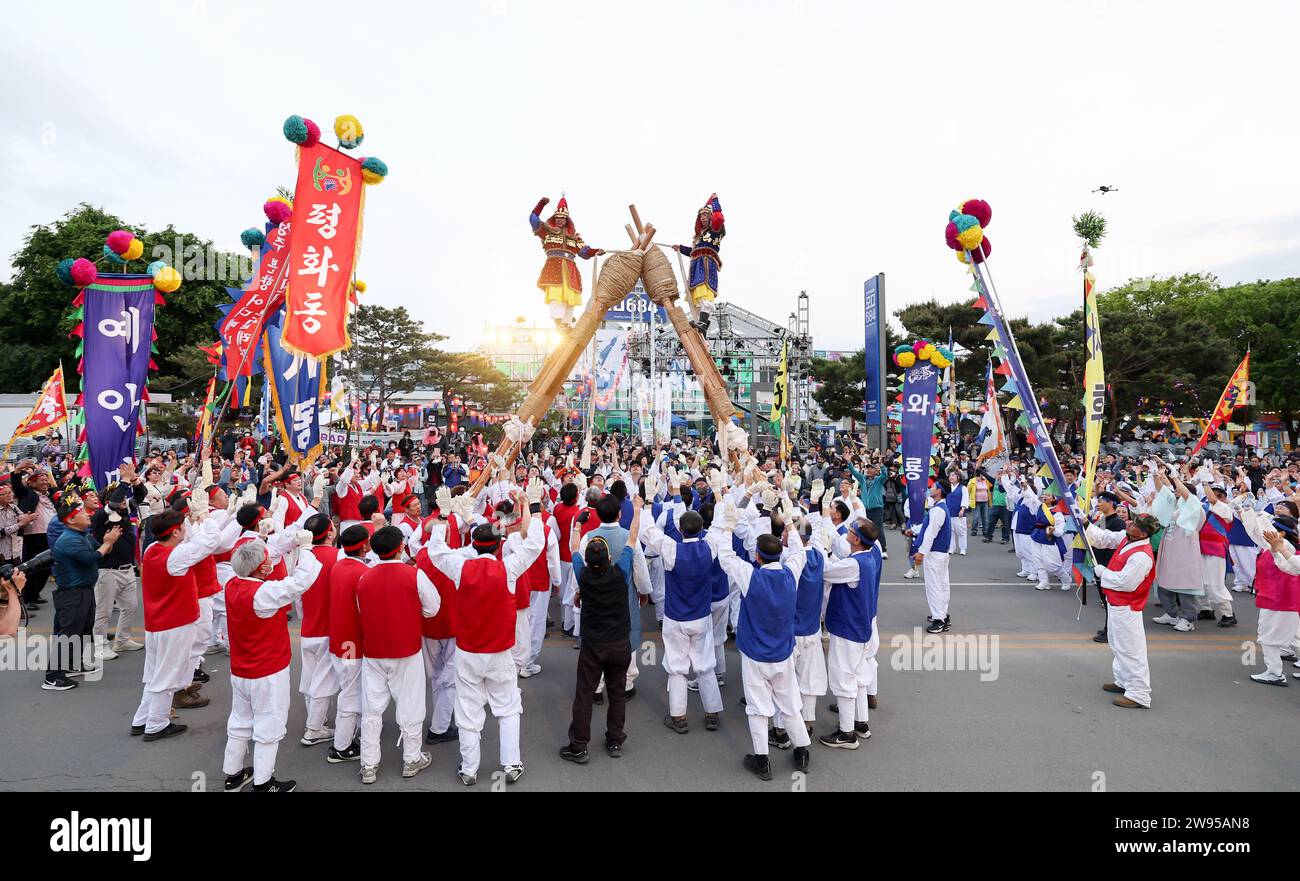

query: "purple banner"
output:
900 359 939 530
80 275 157 489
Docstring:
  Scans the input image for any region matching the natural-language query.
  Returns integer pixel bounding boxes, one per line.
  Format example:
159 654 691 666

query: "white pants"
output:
728 585 741 630
1034 542 1070 589
131 622 198 734
827 632 872 733
93 567 138 644
923 551 951 620
709 599 729 675
511 608 530 671
526 589 549 668
454 649 521 776
647 556 665 622
1107 604 1151 707
742 653 812 754
1013 533 1037 577
190 596 214 671
1229 545 1257 589
421 637 457 735
360 654 426 767
1198 555 1233 617
1258 609 1300 677
559 563 577 632
223 666 290 785
331 655 364 750
783 632 828 726
662 616 723 716
210 587 228 648
951 513 968 554
299 636 338 731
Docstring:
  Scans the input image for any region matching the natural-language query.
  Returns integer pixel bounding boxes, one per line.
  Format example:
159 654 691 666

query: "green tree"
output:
337 304 440 423
810 348 868 422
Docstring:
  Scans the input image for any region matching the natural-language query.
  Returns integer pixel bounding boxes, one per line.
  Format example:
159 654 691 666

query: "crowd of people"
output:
2 422 1299 789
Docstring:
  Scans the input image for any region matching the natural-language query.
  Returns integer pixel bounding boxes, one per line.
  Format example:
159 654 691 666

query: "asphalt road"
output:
2 529 1295 792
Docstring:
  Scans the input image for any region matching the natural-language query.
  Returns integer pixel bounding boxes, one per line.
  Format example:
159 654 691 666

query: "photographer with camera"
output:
47 495 124 691
10 462 56 609
1 565 27 637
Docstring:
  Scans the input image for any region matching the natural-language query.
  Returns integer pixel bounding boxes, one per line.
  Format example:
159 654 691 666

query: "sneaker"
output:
743 754 773 781
327 742 362 763
663 714 689 735
881 551 889 560
605 740 623 758
65 666 98 678
1151 614 1177 626
503 764 525 784
902 569 919 580
624 686 637 700
113 639 144 652
715 675 725 688
793 746 810 772
94 645 119 661
559 744 589 764
960 550 967 556
704 713 720 731
130 724 145 736
1216 614 1238 628
818 729 859 750
1033 583 1049 591
402 752 432 778
1060 584 1072 591
142 722 187 741
41 676 78 691
425 726 459 745
300 727 334 747
172 687 209 710
1250 672 1288 686
1172 618 1194 632
686 678 699 692
457 769 477 786
1281 652 1297 662
224 767 254 791
1196 610 1216 621
359 765 378 785
1092 630 1108 643
925 620 947 634
853 722 871 739
1101 682 1125 694
192 667 210 684
518 665 539 679
252 776 297 792
768 728 793 750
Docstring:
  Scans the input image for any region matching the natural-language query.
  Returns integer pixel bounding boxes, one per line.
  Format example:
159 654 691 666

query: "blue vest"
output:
1030 507 1067 555
665 538 714 622
1014 500 1037 535
825 549 880 643
736 565 798 663
926 505 952 554
794 547 826 637
618 496 634 529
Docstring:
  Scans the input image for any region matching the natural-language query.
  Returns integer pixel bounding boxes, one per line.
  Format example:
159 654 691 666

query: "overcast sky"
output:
3 1 1297 354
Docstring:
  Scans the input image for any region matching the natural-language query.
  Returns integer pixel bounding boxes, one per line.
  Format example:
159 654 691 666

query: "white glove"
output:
643 473 659 501
810 478 825 500
504 415 535 445
271 493 289 523
526 477 545 505
311 472 326 502
435 487 452 514
747 478 768 498
257 518 275 537
821 488 836 511
239 484 258 508
720 499 739 530
295 529 314 549
269 486 279 509
787 472 802 492
369 450 379 468
708 470 726 496
226 488 240 513
664 467 680 493
761 489 778 510
189 489 209 517
781 476 797 495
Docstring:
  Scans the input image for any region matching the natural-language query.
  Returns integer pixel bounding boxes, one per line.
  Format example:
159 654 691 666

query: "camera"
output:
0 549 52 582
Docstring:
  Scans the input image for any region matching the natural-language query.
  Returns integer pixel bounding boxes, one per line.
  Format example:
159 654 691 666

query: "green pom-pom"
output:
283 114 308 144
55 258 75 286
240 228 266 250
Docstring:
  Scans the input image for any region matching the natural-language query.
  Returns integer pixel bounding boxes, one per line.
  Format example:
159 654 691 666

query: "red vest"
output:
1198 513 1230 558
329 556 368 659
516 521 552 601
225 576 292 678
1254 550 1300 613
234 534 288 580
455 555 516 654
356 562 423 659
1103 539 1157 612
552 503 580 563
141 543 199 632
414 547 458 640
282 491 307 527
446 514 464 549
193 555 221 600
300 545 336 639
335 483 363 523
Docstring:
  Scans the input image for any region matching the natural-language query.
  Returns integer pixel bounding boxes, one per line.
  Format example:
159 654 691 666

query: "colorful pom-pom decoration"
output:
55 258 75 286
912 340 928 355
122 238 144 261
106 230 135 255
956 235 991 264
283 114 309 144
894 344 911 356
70 258 97 288
264 197 293 225
360 156 388 185
931 354 951 369
354 280 367 293
952 213 979 234
102 243 127 264
301 117 321 147
897 352 917 368
919 344 937 361
334 114 364 149
152 265 182 293
240 228 266 250
960 198 992 228
146 260 167 276
956 223 984 251
938 346 954 362
945 222 960 250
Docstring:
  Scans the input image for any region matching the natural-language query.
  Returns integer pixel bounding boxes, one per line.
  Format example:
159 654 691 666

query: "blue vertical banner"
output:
262 305 326 466
863 274 885 428
900 359 939 530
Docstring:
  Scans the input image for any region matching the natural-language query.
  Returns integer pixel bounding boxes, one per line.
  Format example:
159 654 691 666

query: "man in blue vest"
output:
777 516 827 739
716 502 810 779
818 517 883 748
1006 472 1039 580
1030 489 1071 592
914 481 953 633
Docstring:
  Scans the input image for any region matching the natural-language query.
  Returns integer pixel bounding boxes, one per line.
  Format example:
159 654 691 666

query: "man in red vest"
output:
413 504 460 746
355 526 442 784
1085 512 1160 709
503 479 557 677
299 514 340 747
221 531 321 791
551 483 583 637
424 488 543 786
130 507 232 740
325 524 372 764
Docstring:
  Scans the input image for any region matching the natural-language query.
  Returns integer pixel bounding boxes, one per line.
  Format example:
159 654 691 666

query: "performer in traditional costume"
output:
1085 513 1160 709
676 193 725 335
530 195 603 331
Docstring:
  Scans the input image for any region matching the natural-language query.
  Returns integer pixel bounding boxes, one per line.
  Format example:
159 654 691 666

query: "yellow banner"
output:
1079 270 1105 513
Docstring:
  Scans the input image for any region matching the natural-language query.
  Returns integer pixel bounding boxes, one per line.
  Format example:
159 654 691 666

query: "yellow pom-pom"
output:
931 354 950 369
361 168 384 185
153 266 182 293
956 224 984 251
919 344 937 361
898 352 916 368
957 251 970 265
122 238 144 261
334 114 364 148
354 280 367 293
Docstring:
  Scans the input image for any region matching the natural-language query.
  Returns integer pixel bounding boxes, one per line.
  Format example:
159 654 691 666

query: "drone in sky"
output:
1091 185 1119 195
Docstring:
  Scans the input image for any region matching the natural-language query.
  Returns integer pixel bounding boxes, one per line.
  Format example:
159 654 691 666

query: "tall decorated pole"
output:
1074 210 1108 588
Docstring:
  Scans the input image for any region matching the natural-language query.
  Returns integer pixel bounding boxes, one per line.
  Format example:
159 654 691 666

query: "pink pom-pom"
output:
961 199 992 228
264 200 293 224
70 258 97 287
106 230 134 256
912 340 928 355
302 118 321 147
945 221 960 250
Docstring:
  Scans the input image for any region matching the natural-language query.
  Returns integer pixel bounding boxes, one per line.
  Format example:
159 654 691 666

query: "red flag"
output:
219 222 293 377
13 367 69 438
1188 352 1250 459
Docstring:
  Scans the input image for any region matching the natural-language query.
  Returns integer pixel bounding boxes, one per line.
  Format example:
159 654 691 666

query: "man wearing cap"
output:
915 481 953 632
221 531 321 792
1085 512 1160 708
46 495 124 690
325 524 372 764
1089 491 1127 643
